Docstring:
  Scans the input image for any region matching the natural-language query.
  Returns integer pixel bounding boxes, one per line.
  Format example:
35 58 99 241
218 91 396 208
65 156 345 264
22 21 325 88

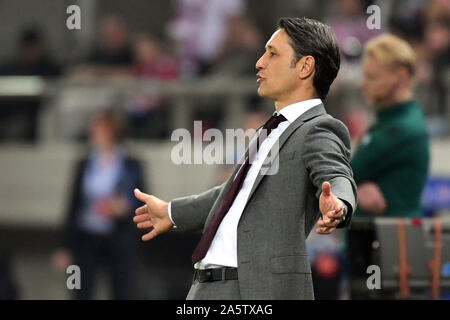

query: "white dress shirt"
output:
169 99 323 269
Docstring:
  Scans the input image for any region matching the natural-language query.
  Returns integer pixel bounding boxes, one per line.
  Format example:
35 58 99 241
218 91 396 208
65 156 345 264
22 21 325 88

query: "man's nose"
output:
255 56 264 71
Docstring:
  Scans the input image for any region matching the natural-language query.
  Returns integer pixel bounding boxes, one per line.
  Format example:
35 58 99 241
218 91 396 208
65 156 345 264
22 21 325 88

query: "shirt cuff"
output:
320 200 348 219
168 201 177 228
338 198 352 228
342 201 348 219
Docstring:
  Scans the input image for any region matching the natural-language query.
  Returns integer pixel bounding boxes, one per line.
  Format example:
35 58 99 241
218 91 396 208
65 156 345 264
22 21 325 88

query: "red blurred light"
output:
412 218 422 227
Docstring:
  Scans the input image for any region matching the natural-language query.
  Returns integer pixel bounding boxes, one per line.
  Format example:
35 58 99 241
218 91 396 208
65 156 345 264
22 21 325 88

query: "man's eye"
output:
269 52 276 57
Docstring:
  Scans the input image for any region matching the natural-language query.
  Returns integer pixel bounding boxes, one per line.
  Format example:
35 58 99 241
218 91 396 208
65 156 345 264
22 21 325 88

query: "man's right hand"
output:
133 189 173 241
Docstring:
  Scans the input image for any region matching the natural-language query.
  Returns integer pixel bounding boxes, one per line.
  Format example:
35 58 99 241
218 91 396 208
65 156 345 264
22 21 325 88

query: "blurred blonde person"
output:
351 34 430 217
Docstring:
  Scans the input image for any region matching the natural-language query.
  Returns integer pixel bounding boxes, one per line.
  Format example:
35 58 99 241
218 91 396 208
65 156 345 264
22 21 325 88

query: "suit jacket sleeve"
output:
170 183 226 233
62 158 86 251
302 116 357 228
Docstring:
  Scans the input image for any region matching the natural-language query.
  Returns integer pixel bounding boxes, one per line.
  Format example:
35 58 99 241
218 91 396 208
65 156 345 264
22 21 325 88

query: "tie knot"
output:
263 113 287 131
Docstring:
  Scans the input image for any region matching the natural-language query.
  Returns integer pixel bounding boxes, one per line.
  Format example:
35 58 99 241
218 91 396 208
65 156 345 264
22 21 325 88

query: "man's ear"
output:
297 55 315 80
397 66 412 86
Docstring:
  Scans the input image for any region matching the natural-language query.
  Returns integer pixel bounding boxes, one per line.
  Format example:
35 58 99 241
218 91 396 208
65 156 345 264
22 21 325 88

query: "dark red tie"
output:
191 113 287 264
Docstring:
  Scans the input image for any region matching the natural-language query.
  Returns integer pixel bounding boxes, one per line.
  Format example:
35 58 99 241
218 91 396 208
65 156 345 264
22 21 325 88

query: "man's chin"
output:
257 87 269 98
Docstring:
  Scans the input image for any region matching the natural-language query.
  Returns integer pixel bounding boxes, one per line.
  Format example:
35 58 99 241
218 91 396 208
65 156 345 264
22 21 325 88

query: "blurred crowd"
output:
0 0 448 141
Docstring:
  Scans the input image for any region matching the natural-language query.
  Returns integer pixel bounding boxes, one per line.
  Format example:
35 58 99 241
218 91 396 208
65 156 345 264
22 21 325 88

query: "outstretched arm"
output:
133 183 225 240
302 117 357 233
169 183 225 233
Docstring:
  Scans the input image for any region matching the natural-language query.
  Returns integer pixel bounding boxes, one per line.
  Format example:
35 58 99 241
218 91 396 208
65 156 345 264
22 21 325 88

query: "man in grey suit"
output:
133 17 357 299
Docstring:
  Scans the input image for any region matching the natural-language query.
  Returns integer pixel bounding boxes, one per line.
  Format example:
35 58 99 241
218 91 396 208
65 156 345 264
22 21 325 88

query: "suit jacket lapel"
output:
243 103 327 211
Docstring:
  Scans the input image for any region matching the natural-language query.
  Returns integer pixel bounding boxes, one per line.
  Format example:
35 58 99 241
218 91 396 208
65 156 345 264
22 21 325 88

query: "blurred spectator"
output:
424 8 450 116
133 34 178 79
389 0 449 114
51 111 145 299
327 0 383 63
210 16 263 76
89 15 133 66
341 33 432 301
167 0 245 76
351 34 430 218
0 26 60 142
324 0 383 122
72 15 133 77
167 0 247 136
387 0 428 41
0 249 19 299
0 26 60 77
126 33 179 139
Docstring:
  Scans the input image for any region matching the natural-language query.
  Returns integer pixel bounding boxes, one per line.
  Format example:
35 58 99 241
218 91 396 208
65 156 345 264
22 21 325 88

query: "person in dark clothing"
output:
52 111 145 299
0 26 61 77
0 26 60 142
0 249 19 300
72 15 134 79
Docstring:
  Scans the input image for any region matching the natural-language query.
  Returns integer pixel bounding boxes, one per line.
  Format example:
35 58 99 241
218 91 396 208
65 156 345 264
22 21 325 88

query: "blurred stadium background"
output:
0 0 449 299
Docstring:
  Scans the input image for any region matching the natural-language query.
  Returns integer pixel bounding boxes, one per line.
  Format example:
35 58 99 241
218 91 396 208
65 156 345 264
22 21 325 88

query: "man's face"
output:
360 55 402 108
255 29 300 101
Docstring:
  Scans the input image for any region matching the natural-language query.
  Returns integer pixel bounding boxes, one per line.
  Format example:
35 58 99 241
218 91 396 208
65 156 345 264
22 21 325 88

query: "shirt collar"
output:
277 98 323 123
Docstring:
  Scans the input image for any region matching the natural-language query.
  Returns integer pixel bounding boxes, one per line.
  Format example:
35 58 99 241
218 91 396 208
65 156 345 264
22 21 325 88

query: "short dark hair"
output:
278 17 341 100
90 110 123 142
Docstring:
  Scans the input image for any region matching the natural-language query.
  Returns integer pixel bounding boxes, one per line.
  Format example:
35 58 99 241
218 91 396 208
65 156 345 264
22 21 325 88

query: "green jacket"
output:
350 100 430 218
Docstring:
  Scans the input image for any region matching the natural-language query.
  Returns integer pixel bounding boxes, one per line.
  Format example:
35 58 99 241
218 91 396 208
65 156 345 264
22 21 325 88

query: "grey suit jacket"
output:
171 104 357 299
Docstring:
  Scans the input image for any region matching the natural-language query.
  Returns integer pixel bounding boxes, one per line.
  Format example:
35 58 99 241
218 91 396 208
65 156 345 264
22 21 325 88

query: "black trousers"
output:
72 229 137 300
187 278 241 300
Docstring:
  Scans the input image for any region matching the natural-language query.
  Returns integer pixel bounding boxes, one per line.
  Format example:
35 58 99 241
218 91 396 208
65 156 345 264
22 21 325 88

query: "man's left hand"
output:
317 181 345 234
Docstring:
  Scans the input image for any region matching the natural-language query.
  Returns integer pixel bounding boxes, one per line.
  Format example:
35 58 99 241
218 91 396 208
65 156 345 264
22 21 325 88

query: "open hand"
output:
317 181 345 234
133 189 173 241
